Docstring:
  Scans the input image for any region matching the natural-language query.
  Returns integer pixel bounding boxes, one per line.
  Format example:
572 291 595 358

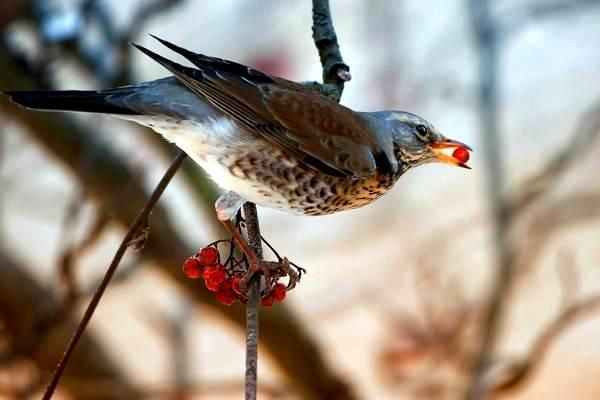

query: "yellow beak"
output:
428 139 472 169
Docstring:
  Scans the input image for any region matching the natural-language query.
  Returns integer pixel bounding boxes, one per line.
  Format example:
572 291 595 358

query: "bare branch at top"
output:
311 0 351 101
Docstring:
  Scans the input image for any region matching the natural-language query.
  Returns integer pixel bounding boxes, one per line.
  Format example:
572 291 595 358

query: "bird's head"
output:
381 111 472 170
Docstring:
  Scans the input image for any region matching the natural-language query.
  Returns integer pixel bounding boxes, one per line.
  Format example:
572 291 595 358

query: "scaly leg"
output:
215 191 292 293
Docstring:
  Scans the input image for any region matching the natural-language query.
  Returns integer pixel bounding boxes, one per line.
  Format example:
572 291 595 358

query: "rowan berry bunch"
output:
182 240 295 306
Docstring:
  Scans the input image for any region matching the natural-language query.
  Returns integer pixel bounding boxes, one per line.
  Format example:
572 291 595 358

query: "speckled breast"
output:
219 145 405 216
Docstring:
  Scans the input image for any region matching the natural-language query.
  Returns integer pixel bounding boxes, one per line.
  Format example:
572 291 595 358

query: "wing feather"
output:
133 37 397 177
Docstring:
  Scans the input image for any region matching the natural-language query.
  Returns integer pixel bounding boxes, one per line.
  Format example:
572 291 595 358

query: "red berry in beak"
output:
198 246 219 266
182 257 204 279
452 147 470 163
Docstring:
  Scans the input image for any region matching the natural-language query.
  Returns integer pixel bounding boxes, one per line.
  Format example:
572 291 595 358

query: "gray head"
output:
371 111 472 170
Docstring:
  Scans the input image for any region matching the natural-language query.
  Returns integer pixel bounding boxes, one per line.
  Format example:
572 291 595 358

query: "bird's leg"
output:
215 192 291 294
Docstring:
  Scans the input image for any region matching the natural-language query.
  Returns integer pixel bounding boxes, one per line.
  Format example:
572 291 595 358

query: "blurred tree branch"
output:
465 1 514 399
507 99 600 217
0 43 354 400
500 0 600 37
487 295 600 396
466 0 600 395
0 247 143 400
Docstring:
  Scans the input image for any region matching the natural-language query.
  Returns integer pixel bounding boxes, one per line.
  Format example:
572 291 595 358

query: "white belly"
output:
117 115 296 212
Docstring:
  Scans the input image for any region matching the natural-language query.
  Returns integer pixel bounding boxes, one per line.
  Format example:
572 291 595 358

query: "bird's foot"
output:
220 219 304 296
237 257 292 295
183 192 306 305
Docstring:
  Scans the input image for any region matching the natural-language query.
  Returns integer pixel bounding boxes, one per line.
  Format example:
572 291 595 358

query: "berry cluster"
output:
183 245 287 307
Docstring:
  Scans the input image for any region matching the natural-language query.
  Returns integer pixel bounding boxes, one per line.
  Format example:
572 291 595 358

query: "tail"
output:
4 77 216 121
4 88 140 115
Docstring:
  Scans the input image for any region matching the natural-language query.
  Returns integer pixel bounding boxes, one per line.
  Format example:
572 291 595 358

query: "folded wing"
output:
135 36 397 178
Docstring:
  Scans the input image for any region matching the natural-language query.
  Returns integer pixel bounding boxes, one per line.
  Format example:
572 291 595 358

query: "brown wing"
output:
134 37 396 177
260 85 390 177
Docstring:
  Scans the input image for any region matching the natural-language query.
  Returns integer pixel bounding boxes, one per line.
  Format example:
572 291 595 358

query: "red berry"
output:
202 265 217 280
216 287 237 306
182 257 203 279
231 275 243 295
452 147 470 163
205 277 222 291
271 284 287 302
204 264 226 291
261 294 275 307
221 278 232 289
198 246 219 266
211 265 226 282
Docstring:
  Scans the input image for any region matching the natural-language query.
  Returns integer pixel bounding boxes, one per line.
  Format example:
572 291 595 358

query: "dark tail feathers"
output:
4 89 139 115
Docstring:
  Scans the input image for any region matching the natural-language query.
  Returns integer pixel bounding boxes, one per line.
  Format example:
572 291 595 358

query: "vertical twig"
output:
465 0 514 399
41 151 186 400
242 2 350 398
311 0 351 101
243 203 262 400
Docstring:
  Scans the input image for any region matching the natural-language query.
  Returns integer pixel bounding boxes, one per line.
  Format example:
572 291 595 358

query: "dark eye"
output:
415 125 428 139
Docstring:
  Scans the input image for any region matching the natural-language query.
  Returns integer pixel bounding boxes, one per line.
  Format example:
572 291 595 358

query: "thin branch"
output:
243 203 262 400
513 192 600 279
311 0 351 101
41 151 186 400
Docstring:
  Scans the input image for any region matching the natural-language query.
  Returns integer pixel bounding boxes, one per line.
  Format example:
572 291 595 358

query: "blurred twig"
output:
465 1 600 397
507 99 600 217
465 1 514 399
142 302 193 400
487 295 600 395
0 247 142 400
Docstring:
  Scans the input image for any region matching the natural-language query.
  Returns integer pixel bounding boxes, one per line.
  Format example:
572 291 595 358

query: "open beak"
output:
428 139 472 169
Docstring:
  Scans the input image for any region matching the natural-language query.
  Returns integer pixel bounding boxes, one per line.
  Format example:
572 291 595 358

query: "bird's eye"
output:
415 125 428 140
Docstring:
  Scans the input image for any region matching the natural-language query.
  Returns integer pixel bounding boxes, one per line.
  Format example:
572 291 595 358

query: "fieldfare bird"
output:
5 36 471 288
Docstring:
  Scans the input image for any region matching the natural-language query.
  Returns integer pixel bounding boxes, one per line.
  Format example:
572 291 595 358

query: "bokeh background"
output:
1 0 600 399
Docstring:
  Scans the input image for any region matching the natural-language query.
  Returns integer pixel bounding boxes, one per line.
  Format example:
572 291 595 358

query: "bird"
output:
5 36 471 289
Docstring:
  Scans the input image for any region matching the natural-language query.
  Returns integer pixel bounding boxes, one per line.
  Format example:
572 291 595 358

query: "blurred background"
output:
1 0 600 399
